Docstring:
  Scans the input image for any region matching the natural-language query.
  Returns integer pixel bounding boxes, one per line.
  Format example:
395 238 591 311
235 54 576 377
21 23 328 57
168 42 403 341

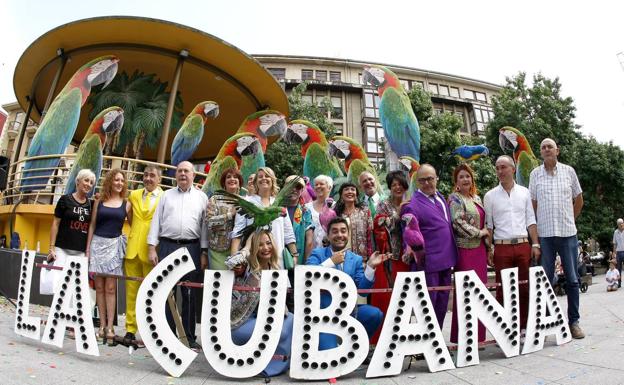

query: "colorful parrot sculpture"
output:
64 107 124 196
171 101 219 167
20 55 119 191
201 133 260 197
498 126 539 187
398 156 420 199
235 110 287 152
401 213 425 269
373 213 392 255
328 136 381 193
362 65 421 166
284 120 344 180
239 145 266 186
451 144 490 162
213 176 303 241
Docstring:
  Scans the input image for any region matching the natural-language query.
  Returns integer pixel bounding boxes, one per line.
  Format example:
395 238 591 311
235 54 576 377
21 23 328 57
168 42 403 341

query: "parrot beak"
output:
398 158 411 172
238 137 259 157
362 66 385 87
204 103 220 118
499 130 517 152
103 109 125 134
328 141 350 159
87 57 119 89
284 123 307 144
259 113 287 138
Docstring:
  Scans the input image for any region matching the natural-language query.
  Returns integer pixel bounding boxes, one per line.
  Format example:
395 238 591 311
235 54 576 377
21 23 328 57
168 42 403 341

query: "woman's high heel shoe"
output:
96 328 106 343
106 328 116 346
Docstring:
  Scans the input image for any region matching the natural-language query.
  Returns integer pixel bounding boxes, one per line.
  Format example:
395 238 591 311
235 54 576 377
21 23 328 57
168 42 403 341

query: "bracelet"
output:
532 243 541 248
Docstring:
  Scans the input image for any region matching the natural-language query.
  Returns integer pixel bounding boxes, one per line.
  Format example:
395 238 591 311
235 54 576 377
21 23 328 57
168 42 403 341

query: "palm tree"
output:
88 70 184 174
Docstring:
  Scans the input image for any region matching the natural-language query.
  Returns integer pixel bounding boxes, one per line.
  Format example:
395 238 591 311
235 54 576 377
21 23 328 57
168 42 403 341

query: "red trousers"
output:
494 242 531 330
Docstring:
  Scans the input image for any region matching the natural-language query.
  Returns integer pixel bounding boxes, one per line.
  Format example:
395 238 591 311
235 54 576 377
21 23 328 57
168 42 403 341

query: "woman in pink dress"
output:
449 163 490 344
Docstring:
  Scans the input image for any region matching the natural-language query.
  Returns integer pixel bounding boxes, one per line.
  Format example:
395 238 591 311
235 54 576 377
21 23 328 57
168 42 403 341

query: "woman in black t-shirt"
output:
47 169 96 294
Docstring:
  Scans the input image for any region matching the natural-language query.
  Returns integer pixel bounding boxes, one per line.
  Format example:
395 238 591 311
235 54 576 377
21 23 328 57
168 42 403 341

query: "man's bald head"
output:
540 138 558 149
416 163 437 178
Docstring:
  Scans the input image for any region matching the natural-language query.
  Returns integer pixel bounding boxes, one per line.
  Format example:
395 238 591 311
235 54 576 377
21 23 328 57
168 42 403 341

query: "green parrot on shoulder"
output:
498 126 539 187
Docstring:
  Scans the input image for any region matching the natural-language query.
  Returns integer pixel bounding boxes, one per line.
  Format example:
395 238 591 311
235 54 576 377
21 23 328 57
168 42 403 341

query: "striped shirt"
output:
529 162 582 238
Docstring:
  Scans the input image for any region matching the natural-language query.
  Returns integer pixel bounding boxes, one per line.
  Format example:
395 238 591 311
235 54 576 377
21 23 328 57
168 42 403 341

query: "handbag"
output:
283 247 295 270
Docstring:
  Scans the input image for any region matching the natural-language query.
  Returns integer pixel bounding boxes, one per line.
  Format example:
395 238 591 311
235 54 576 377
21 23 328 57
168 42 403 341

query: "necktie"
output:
368 197 376 217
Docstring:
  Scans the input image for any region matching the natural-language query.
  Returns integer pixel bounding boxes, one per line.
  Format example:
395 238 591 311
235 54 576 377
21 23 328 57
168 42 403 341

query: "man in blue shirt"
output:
307 217 389 349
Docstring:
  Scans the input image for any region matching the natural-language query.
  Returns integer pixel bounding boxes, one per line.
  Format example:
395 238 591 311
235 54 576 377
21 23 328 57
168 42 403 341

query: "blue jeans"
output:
540 235 580 325
616 251 624 286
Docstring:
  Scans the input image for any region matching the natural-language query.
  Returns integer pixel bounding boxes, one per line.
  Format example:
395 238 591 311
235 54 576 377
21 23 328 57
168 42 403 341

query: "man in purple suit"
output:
401 164 458 328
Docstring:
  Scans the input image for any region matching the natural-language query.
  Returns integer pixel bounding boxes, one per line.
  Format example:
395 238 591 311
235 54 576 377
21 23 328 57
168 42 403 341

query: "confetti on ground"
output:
128 362 134 366
50 365 56 368
8 342 14 345
495 371 503 375
29 375 36 379
58 352 64 355
408 375 416 378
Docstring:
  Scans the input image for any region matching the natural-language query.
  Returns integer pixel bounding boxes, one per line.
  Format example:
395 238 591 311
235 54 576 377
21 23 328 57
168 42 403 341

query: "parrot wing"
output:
65 135 103 196
304 142 344 180
516 151 539 187
273 176 304 208
21 88 83 191
379 87 421 160
171 114 204 167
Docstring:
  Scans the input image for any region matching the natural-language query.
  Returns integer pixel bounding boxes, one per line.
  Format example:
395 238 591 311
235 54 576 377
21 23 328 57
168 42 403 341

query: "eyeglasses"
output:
417 176 438 184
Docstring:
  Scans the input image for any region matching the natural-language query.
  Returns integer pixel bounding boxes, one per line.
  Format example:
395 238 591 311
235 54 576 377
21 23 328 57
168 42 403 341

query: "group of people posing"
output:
46 136 586 377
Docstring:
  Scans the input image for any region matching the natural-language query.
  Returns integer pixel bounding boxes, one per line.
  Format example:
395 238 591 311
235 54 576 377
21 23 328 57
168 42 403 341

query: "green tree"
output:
265 82 335 184
485 72 581 163
406 85 496 196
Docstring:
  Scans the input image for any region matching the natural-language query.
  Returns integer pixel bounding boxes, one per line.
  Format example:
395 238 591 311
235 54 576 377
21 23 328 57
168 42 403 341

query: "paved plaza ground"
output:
1 273 623 385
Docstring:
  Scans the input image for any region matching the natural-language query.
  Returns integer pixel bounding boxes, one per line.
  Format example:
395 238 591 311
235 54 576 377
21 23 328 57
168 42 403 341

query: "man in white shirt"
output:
484 155 540 331
612 218 624 287
147 161 208 350
359 171 381 217
529 138 584 339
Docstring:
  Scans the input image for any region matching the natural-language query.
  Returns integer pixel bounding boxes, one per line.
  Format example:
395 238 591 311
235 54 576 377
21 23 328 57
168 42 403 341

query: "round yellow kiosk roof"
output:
13 16 289 161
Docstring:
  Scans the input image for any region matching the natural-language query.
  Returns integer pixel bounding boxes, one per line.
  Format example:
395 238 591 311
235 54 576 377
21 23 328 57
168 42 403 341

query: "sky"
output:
2 0 624 147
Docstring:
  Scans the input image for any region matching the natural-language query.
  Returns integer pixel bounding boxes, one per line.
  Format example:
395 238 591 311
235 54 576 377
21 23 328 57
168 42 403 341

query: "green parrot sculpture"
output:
171 101 219 167
64 107 124 196
498 126 539 187
284 119 344 181
328 136 381 194
21 55 119 191
398 156 420 199
213 176 303 241
201 133 261 197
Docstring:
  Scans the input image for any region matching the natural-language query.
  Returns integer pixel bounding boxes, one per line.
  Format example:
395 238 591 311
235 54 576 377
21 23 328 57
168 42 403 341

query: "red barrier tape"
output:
36 263 528 293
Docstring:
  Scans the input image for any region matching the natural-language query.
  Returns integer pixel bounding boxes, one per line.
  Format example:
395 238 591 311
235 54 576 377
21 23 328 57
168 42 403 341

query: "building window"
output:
400 78 411 91
330 71 341 82
331 96 343 119
302 69 314 80
450 86 460 98
470 105 494 133
439 85 450 96
268 68 285 80
315 70 327 81
463 89 487 102
414 80 425 89
333 123 343 135
428 83 439 94
363 89 380 118
365 121 384 154
301 93 313 104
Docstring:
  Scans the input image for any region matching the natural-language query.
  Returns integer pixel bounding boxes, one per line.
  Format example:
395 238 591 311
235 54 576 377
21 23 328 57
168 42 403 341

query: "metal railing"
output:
1 153 207 205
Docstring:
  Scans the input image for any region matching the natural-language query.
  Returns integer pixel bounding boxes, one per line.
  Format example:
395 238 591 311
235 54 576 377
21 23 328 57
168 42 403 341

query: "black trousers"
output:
157 239 202 343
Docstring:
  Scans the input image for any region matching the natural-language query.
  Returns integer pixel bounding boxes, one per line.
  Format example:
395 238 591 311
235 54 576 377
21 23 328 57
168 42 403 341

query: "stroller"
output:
553 259 591 295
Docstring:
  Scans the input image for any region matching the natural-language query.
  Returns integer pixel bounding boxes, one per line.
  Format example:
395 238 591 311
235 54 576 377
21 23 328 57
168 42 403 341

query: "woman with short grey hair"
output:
305 174 336 249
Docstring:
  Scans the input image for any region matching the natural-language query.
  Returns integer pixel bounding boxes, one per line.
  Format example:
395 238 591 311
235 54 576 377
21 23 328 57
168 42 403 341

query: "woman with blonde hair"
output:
227 230 293 377
231 167 298 269
86 168 132 344
448 163 489 344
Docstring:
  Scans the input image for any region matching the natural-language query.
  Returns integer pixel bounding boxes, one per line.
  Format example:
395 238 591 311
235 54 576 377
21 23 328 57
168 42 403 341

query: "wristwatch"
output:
532 243 541 248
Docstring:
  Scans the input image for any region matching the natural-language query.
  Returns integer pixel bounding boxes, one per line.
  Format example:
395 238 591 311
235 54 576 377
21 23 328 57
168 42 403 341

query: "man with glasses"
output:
529 138 585 339
400 164 457 328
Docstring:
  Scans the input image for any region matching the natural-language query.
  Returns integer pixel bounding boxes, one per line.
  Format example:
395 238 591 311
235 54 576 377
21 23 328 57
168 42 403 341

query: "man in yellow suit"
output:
123 165 162 342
